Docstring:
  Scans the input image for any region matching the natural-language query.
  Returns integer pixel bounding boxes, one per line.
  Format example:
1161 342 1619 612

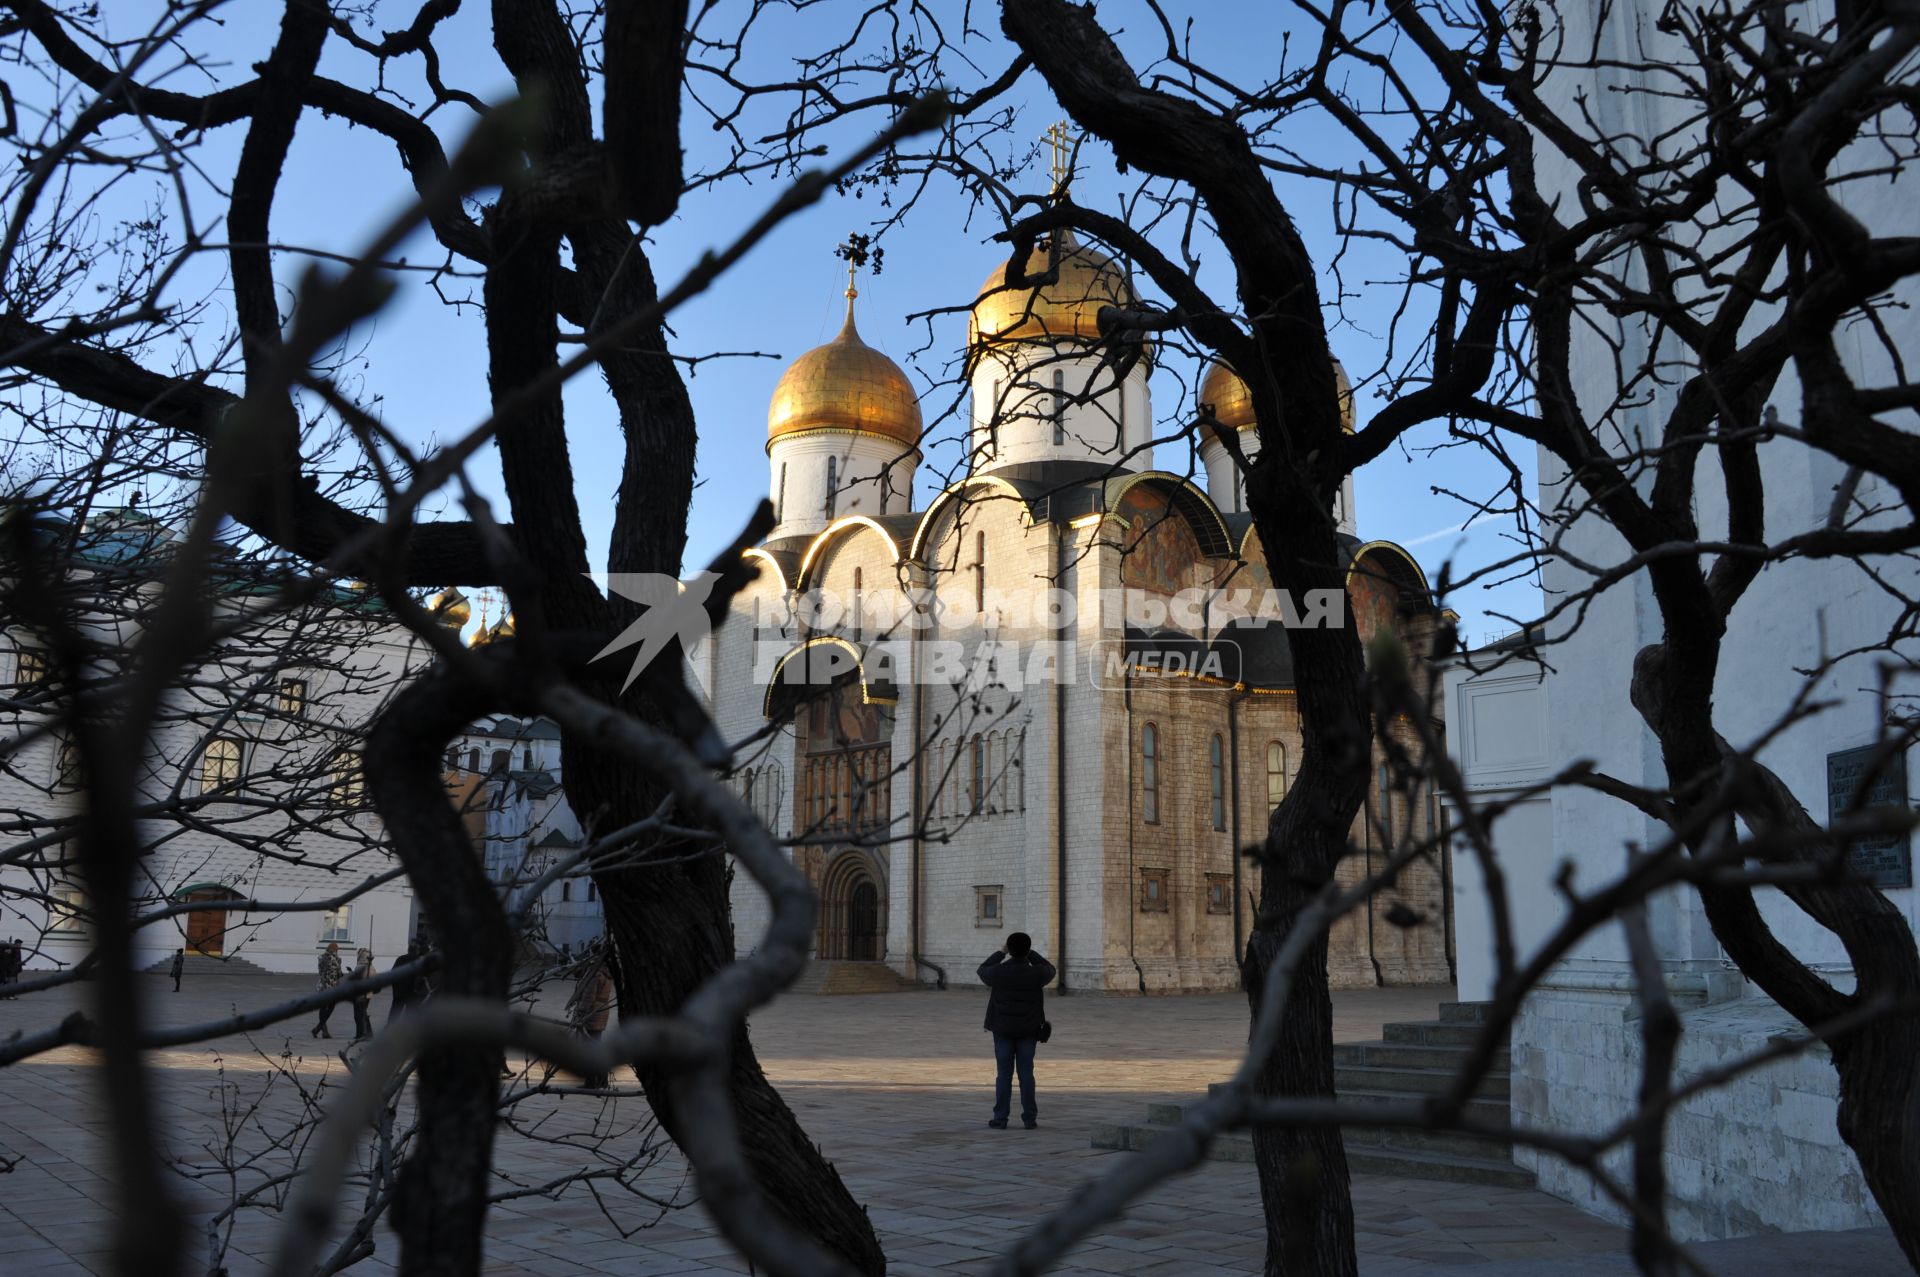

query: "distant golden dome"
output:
970 229 1137 355
767 292 922 451
490 612 515 642
426 587 470 630
1199 356 1356 435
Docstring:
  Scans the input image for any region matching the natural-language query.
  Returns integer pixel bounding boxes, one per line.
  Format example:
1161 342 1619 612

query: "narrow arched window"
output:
1209 734 1226 831
776 462 788 524
1052 369 1067 445
971 734 986 813
1266 741 1287 813
974 531 987 615
1141 723 1160 825
1378 763 1392 841
852 567 864 643
201 736 242 792
825 455 838 518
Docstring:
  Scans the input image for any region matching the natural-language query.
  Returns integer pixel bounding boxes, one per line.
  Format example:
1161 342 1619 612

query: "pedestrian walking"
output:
568 947 617 1088
169 947 185 992
977 931 1055 1130
388 938 423 1022
348 947 375 1041
312 941 343 1038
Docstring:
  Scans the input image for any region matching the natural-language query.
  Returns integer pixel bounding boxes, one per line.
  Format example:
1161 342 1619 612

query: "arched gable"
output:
761 635 898 719
1101 472 1233 558
907 475 1037 564
795 515 904 592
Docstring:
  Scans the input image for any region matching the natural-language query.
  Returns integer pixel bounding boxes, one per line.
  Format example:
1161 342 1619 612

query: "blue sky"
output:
68 2 1538 643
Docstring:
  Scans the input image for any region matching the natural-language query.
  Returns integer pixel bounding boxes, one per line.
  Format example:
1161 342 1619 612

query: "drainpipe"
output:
1053 517 1071 993
1124 674 1146 994
1364 767 1384 987
907 575 945 990
1228 688 1248 967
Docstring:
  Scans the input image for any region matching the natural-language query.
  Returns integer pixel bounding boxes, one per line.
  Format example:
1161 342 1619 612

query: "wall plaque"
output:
1826 744 1912 889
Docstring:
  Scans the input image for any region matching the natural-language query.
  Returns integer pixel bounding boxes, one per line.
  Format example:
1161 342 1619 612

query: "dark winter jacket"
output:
978 951 1055 1039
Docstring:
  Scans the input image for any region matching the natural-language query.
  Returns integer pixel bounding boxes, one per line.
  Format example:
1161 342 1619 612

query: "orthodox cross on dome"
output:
1045 120 1074 195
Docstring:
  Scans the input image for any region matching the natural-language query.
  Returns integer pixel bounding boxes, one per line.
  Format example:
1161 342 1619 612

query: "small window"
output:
587 880 597 902
561 881 572 903
201 736 242 792
970 734 986 813
1206 872 1232 915
1209 734 1226 831
974 531 987 615
467 748 480 773
15 647 49 689
826 456 838 519
48 884 87 934
329 750 364 805
490 749 509 773
523 747 533 769
278 678 307 718
1141 724 1160 825
1139 867 1170 913
1266 741 1287 813
319 906 353 944
1052 369 1066 445
975 885 1004 927
1378 764 1392 839
56 735 80 788
776 462 788 524
852 567 864 643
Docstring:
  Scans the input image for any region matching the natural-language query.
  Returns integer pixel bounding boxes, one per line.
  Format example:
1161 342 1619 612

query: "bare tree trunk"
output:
598 857 887 1274
1243 925 1354 1277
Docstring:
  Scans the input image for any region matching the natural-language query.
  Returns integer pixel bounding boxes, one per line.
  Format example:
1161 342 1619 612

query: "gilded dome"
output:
1200 356 1355 435
767 296 923 451
426 587 470 630
969 229 1137 354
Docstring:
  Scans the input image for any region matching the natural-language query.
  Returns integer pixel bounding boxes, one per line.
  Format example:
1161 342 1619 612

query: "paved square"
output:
0 972 1628 1274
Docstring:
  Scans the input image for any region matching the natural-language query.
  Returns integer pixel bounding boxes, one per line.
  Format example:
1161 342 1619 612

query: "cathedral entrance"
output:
818 851 886 961
178 886 240 955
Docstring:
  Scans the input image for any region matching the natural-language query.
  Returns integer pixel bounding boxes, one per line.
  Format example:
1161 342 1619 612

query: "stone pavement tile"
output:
885 1240 999 1267
578 1251 721 1276
1063 1243 1186 1273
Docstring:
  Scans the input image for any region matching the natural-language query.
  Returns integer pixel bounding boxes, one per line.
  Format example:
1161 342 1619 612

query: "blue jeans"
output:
992 1033 1037 1123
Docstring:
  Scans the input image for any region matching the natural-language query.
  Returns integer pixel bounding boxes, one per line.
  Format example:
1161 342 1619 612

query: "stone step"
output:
1090 1121 1533 1188
144 951 271 975
1338 1087 1510 1126
1332 1041 1509 1072
1439 1000 1493 1024
1148 1096 1512 1159
1335 1063 1510 1102
787 960 921 995
1346 1145 1535 1188
1382 1019 1490 1047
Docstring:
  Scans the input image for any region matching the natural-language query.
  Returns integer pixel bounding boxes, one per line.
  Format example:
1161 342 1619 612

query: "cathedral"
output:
701 230 1452 993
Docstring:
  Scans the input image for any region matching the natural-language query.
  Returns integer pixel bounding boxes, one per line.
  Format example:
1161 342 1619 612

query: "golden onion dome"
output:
490 612 516 642
1199 356 1356 435
970 229 1137 356
767 284 923 452
426 587 471 630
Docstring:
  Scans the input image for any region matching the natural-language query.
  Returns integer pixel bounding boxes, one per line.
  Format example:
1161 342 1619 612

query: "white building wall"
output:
767 432 917 539
1494 0 1920 1239
970 349 1152 473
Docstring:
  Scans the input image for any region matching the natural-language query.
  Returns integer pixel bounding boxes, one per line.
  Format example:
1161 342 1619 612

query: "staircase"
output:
144 951 271 975
1092 1000 1532 1188
786 959 923 995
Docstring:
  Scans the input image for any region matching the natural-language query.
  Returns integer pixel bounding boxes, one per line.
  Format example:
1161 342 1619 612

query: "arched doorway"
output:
848 880 880 961
818 852 886 961
177 885 241 956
